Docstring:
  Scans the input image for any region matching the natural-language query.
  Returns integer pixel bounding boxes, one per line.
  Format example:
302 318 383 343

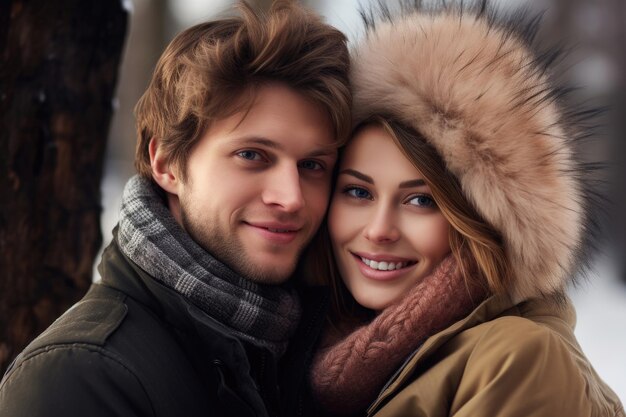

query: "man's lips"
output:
244 221 303 244
245 221 303 232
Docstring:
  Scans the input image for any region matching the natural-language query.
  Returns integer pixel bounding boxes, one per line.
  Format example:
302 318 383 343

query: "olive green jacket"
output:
368 295 624 417
0 239 328 417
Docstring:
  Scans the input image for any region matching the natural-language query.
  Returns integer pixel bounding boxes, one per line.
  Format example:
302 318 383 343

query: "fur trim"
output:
351 2 600 301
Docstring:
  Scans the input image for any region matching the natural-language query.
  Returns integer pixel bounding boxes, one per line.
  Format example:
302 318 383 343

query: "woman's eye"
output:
407 194 436 208
344 186 372 200
299 160 323 171
237 150 263 161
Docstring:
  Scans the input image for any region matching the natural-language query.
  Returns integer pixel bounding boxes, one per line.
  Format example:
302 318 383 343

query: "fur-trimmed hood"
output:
350 3 598 302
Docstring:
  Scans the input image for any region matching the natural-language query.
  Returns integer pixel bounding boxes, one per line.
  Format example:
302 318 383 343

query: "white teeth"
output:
360 257 409 271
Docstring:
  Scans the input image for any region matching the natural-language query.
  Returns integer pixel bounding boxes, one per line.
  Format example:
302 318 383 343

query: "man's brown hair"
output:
134 0 352 180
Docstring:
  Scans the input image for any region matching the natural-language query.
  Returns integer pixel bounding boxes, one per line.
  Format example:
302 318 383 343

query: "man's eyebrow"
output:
399 179 426 188
307 145 339 158
234 137 282 150
338 169 374 184
233 136 337 158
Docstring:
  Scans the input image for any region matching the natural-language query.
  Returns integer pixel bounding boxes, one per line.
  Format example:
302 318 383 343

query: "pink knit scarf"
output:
309 256 487 415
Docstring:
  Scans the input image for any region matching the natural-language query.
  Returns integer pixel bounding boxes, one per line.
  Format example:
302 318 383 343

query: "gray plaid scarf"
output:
117 175 301 356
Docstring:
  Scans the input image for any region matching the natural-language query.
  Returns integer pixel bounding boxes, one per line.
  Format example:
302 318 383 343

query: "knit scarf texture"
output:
310 256 486 415
117 175 301 356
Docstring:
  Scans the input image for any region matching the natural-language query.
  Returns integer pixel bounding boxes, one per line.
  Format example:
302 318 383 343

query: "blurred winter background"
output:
98 0 625 401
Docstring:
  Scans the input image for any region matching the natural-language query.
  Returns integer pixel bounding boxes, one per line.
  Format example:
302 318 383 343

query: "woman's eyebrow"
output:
339 168 373 184
399 179 426 188
339 170 426 188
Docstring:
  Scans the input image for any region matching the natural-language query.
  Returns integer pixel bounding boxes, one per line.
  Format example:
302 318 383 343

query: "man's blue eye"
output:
345 187 372 200
299 160 323 171
237 150 261 161
407 195 436 208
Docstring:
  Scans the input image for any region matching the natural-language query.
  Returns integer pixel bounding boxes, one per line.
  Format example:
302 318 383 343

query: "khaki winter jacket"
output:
367 295 624 417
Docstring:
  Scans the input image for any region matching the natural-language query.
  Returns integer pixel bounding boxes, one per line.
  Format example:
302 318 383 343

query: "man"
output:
0 1 351 416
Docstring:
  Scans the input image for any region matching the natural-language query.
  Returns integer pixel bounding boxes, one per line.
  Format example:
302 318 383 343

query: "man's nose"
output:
261 164 305 212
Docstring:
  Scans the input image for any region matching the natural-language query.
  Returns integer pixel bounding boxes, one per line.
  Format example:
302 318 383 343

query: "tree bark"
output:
0 1 127 374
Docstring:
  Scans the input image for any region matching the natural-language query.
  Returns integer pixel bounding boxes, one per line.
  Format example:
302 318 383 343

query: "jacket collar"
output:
367 294 576 414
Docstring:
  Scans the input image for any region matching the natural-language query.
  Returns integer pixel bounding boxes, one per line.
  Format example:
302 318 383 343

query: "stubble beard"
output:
179 201 303 285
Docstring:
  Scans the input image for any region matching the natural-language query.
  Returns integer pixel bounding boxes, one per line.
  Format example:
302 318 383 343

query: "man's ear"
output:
149 137 179 195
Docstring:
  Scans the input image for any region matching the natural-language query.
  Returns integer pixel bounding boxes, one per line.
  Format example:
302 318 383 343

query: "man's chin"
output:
249 266 296 285
197 238 300 284
237 255 298 285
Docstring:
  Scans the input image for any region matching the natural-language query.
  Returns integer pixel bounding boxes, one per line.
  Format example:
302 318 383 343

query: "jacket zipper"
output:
367 345 423 416
293 292 329 417
258 352 277 417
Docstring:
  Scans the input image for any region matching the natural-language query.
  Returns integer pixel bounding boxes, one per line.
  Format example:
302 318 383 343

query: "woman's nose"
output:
363 205 400 243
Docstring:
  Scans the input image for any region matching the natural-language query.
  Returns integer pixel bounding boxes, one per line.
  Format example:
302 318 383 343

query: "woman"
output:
307 3 624 417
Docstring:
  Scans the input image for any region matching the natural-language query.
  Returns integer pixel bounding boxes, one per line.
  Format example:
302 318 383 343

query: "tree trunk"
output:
0 1 127 374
